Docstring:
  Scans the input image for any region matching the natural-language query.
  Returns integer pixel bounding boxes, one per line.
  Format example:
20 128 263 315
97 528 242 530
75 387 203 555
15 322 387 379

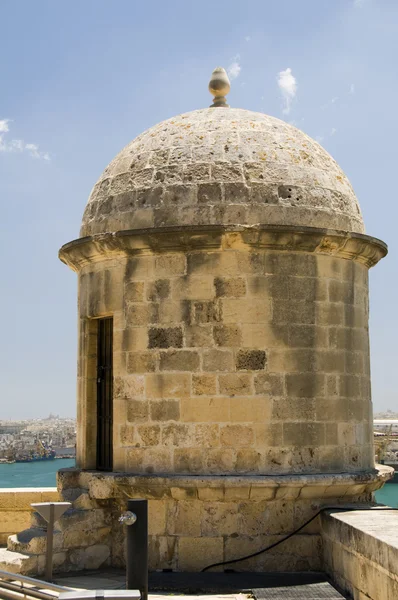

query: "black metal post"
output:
126 499 148 600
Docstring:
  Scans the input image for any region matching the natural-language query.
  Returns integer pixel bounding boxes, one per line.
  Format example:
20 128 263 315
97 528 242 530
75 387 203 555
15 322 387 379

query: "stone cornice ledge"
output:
59 224 387 272
58 465 393 501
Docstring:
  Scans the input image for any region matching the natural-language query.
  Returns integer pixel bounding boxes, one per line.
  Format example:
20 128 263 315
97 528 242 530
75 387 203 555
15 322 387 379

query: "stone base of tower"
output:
27 466 388 574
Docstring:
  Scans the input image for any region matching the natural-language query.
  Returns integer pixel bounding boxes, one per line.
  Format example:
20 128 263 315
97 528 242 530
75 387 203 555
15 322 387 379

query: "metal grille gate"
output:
96 317 113 471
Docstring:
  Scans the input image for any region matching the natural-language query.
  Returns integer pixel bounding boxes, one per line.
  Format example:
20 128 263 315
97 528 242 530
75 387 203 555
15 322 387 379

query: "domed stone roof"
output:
80 107 364 237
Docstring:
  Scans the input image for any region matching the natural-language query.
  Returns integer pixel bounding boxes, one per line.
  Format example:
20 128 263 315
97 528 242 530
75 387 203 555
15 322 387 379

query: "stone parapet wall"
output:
321 507 398 600
51 468 387 573
0 488 58 545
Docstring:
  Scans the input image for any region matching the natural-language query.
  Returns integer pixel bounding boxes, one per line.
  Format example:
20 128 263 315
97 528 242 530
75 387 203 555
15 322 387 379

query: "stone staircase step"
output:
7 528 63 555
0 547 38 575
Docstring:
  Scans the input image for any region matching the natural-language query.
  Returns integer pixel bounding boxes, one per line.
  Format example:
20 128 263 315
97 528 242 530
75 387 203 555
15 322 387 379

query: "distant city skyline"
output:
1 0 397 417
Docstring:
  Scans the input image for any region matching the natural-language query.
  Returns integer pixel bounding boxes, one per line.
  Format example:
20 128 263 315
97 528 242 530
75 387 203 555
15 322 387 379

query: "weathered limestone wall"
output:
0 488 58 545
54 225 387 574
55 469 387 573
321 507 398 600
77 243 373 475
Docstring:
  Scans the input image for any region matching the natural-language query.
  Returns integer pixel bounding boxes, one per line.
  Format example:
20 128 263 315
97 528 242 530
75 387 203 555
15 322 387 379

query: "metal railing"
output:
0 569 74 600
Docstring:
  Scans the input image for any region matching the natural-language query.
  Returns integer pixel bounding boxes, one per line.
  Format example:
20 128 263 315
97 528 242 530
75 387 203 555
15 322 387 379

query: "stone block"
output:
316 303 345 326
289 324 328 348
127 352 157 373
283 422 325 446
124 281 145 302
0 492 18 510
166 500 202 536
161 423 190 446
192 374 217 395
193 424 220 448
172 277 214 300
224 487 250 501
119 327 147 352
126 303 158 326
254 373 284 396
148 326 183 349
241 323 289 348
150 400 180 421
185 325 213 347
221 425 254 447
206 449 236 473
187 252 237 276
214 277 246 297
82 545 110 569
148 500 167 535
213 204 248 225
146 373 191 398
236 449 262 473
273 300 316 324
197 488 224 501
316 351 345 373
254 423 283 447
148 535 177 571
213 324 242 346
0 511 30 533
174 449 204 473
137 424 161 446
237 252 265 274
190 300 221 324
63 527 111 549
230 397 271 422
181 398 230 422
114 375 145 398
202 502 239 536
120 424 135 445
286 373 325 398
250 487 277 500
170 487 198 500
197 183 222 204
146 279 170 301
155 254 186 276
159 350 200 371
202 349 234 372
126 399 149 423
178 536 223 571
236 349 266 370
219 373 253 396
222 299 271 323
267 349 315 373
163 185 198 206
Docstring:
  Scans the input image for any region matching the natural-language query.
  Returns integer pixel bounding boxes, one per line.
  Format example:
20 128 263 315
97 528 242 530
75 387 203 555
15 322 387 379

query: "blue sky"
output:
0 0 397 418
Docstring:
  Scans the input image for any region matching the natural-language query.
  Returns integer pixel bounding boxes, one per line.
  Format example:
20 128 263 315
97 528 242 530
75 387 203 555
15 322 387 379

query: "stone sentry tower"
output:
58 68 389 572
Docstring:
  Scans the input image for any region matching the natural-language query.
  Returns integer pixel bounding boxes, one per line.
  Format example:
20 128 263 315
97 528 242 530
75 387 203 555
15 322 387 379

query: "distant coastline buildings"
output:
0 415 76 462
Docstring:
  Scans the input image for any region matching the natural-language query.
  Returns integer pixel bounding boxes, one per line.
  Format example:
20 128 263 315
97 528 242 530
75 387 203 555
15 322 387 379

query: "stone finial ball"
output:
208 67 231 98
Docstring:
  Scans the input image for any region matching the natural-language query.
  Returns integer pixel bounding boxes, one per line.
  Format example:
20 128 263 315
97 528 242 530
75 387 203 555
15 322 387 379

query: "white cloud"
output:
245 36 251 42
0 119 50 160
277 67 297 114
354 0 366 7
316 135 324 143
349 83 355 94
228 61 241 80
0 119 10 133
331 128 337 136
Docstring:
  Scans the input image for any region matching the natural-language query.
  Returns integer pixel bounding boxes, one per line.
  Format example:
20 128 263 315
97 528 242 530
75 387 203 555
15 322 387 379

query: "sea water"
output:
0 460 397 507
375 483 398 508
0 459 75 488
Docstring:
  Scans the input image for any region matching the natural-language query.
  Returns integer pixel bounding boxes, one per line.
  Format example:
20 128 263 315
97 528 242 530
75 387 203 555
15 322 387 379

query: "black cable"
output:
201 505 363 572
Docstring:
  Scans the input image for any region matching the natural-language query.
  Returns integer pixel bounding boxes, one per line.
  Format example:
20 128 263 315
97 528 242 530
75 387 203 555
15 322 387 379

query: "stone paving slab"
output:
253 582 346 598
54 570 335 596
